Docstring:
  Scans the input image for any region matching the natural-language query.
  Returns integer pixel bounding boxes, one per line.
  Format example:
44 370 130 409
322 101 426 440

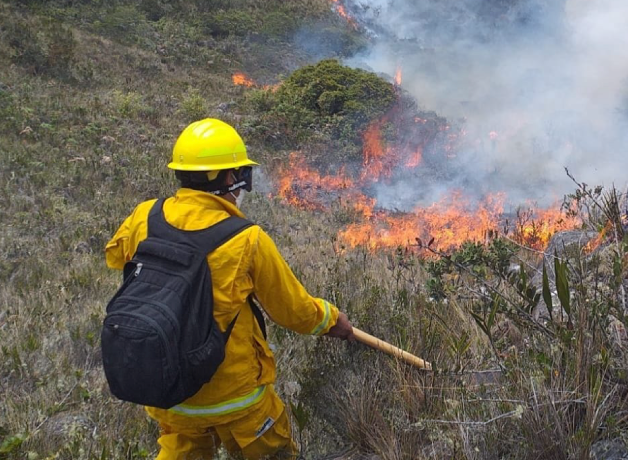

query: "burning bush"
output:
246 59 396 159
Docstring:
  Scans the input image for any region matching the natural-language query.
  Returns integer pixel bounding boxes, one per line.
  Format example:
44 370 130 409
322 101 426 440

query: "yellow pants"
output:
151 387 296 459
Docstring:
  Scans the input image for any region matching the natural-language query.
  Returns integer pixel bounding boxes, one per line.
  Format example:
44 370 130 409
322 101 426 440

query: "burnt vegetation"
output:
1 1 628 459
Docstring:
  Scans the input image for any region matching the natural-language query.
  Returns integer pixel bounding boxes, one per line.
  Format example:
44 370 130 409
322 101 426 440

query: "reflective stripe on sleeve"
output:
168 385 266 417
310 300 331 336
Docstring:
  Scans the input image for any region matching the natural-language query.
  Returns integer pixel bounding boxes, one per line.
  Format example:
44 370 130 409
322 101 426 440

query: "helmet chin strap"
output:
230 190 245 208
229 170 244 208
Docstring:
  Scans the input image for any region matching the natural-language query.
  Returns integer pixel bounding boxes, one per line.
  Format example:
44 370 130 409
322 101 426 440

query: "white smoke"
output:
345 0 628 209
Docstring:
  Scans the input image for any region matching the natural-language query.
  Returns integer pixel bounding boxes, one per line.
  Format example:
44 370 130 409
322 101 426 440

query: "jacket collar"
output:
172 188 246 218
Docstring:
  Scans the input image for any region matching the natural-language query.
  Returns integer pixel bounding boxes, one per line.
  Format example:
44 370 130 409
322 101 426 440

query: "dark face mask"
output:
208 166 253 195
231 166 253 193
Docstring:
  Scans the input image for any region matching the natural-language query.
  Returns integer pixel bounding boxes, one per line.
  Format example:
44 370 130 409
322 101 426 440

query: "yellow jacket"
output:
105 188 339 422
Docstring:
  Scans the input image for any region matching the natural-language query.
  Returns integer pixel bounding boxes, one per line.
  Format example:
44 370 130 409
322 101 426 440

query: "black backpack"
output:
101 198 254 409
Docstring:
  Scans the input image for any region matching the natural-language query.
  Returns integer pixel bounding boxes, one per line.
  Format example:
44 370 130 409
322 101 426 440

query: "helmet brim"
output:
167 158 259 171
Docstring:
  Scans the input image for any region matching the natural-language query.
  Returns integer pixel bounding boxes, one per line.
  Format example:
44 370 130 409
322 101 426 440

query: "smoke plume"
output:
345 0 628 209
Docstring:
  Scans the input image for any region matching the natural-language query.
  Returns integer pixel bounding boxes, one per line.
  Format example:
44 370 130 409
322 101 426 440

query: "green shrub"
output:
44 22 76 75
187 0 247 12
0 88 22 133
247 59 396 157
280 59 395 126
204 10 256 38
244 89 276 113
6 18 76 78
94 5 147 34
7 22 47 73
138 0 171 21
178 88 207 122
112 90 144 118
259 11 298 40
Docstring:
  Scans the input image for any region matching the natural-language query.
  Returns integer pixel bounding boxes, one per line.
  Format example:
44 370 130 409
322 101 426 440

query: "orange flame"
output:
233 73 281 91
361 118 391 181
584 220 614 254
511 204 582 250
405 147 423 168
338 192 505 252
330 0 357 28
394 66 403 86
276 150 580 253
350 194 377 219
277 153 354 210
232 72 255 87
274 108 581 255
262 83 281 92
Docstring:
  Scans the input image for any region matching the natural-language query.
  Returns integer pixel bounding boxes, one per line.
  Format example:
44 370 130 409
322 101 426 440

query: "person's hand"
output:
325 312 355 342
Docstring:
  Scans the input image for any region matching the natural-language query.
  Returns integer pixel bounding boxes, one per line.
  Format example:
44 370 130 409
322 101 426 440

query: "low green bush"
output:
138 0 171 21
5 18 76 78
178 88 207 122
259 11 298 40
203 9 256 38
245 59 397 160
0 89 22 133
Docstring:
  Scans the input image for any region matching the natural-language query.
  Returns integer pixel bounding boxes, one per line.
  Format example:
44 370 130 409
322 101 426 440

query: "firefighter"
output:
105 118 355 459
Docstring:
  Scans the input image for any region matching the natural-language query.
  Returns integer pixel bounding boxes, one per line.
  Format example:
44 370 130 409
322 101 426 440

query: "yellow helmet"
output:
168 118 258 171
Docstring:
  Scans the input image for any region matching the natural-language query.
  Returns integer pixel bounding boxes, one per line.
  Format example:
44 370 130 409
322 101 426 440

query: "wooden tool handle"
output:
353 327 432 370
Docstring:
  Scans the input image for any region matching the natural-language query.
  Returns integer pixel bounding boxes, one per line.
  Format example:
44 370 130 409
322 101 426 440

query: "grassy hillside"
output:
1 1 628 459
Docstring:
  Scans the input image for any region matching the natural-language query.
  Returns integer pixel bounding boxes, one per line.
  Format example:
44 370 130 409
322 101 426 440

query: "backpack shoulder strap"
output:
248 296 267 340
144 198 257 335
146 198 169 238
194 216 254 255
145 198 254 253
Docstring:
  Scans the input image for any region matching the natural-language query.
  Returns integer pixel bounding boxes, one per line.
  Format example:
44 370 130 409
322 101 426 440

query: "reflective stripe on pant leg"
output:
213 386 295 460
168 385 267 417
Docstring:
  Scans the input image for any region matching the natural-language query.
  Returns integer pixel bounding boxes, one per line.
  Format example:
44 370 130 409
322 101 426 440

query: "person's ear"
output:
215 169 233 187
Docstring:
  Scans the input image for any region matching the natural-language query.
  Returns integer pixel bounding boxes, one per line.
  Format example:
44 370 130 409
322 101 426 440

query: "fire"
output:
276 155 579 253
262 83 281 92
584 219 618 254
274 108 581 255
276 148 579 253
394 66 403 86
232 72 255 87
338 192 505 251
232 73 281 91
361 117 392 181
405 147 423 168
330 0 357 28
512 204 582 250
277 153 354 210
350 194 377 219
359 111 429 180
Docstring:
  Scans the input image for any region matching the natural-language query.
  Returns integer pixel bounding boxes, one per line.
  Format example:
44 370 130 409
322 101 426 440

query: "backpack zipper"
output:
134 263 143 276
